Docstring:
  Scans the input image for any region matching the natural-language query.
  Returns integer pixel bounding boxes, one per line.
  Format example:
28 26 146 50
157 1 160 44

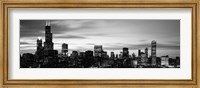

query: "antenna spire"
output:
46 20 51 26
46 20 48 26
49 20 51 26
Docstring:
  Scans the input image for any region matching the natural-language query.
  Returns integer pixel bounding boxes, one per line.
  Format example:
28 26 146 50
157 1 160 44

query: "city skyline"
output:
20 20 180 58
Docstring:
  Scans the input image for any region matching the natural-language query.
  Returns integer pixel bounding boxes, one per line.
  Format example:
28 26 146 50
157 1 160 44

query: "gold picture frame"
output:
0 0 199 88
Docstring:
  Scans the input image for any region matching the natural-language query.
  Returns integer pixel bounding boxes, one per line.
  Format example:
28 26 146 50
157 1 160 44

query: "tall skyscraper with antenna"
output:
43 21 58 67
44 21 54 50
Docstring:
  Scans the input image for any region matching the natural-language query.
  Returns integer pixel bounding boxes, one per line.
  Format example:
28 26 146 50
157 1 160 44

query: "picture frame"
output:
0 0 199 88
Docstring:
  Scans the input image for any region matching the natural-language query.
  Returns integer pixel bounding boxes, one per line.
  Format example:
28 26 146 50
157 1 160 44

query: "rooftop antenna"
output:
46 20 51 26
37 37 42 40
46 20 48 26
49 20 51 26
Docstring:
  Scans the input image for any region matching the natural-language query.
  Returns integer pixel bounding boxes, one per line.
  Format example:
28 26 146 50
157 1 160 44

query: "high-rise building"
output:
43 49 58 67
84 50 94 67
123 47 129 58
94 45 103 57
151 40 157 66
141 53 147 66
145 48 148 58
62 43 68 56
175 57 180 67
79 52 85 57
71 51 78 58
78 52 85 67
138 49 141 57
36 37 43 51
116 54 118 59
44 21 54 50
161 55 169 66
42 21 58 67
156 57 161 66
119 52 123 59
110 52 115 59
85 50 93 56
35 37 44 63
168 58 175 66
102 51 108 58
132 53 136 59
21 53 35 68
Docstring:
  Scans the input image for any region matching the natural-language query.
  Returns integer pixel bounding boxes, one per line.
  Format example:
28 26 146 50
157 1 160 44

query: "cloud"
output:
54 42 77 46
20 30 44 38
20 41 31 44
20 20 104 39
157 43 180 50
54 34 86 39
50 20 98 34
82 33 108 36
72 46 92 51
51 20 94 28
20 20 46 38
103 42 180 51
139 40 148 42
103 47 123 50
20 44 36 48
86 43 96 45
166 41 180 45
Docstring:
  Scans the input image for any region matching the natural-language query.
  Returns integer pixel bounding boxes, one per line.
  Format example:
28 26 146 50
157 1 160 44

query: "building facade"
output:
110 52 115 59
94 45 103 57
123 47 129 58
36 38 43 51
151 40 157 66
62 43 68 56
161 55 169 66
145 48 148 58
44 21 54 50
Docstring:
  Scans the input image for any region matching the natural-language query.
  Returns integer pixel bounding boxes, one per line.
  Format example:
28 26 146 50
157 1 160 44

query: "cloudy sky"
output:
20 20 180 58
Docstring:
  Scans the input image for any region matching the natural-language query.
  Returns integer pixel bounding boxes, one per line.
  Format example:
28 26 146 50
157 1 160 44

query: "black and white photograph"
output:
20 20 180 68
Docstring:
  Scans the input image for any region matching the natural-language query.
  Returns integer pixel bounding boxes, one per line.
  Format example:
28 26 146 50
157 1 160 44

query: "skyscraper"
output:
71 51 78 59
175 57 180 67
151 40 157 66
94 45 103 57
62 43 68 56
44 21 54 50
145 48 148 58
84 50 94 67
110 52 115 59
123 47 129 58
102 51 108 58
141 53 147 66
35 37 44 63
36 37 43 51
161 55 169 66
42 21 58 67
138 49 141 57
116 54 119 59
132 53 136 59
119 52 123 59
